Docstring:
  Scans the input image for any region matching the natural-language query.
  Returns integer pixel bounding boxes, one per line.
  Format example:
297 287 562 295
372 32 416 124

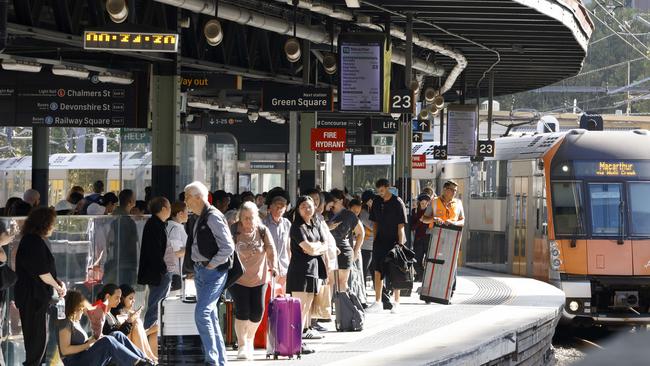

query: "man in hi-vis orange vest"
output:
420 180 465 227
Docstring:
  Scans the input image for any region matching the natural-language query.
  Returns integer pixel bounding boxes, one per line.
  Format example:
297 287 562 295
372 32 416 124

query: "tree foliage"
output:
497 3 650 114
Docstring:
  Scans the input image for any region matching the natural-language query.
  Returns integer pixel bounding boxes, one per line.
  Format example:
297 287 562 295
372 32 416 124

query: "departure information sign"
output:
0 71 145 128
84 31 179 52
338 33 385 113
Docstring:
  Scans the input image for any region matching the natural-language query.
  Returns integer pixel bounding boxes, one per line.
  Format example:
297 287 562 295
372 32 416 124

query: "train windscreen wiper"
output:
618 200 625 245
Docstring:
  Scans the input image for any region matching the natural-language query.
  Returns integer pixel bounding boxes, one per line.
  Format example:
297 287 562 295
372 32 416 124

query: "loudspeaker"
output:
579 113 604 131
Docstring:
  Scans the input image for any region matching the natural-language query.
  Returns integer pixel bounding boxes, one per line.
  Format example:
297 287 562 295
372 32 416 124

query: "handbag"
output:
385 245 415 291
0 263 17 291
224 252 243 290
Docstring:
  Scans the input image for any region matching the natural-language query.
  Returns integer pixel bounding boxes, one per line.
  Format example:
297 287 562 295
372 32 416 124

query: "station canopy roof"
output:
324 0 593 97
2 0 593 98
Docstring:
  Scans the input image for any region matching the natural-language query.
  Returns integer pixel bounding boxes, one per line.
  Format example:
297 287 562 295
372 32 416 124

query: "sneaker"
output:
301 343 316 354
390 303 400 314
302 328 323 339
245 343 254 360
237 346 247 360
311 321 328 333
365 302 382 313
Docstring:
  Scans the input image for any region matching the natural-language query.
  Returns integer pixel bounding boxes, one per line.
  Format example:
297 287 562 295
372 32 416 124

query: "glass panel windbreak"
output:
589 183 624 237
629 182 650 236
0 215 150 366
551 182 586 236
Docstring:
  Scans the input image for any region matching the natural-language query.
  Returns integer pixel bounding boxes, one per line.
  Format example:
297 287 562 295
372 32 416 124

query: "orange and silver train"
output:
413 128 650 325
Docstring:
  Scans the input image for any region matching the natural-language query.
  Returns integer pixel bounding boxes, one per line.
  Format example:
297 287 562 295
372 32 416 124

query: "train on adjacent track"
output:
412 128 650 325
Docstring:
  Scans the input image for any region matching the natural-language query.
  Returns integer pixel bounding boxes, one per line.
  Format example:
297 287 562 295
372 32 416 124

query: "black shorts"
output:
337 245 353 270
371 242 394 276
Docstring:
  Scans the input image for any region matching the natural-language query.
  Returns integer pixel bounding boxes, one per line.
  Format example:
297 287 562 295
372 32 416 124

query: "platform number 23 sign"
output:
390 90 415 114
477 140 495 158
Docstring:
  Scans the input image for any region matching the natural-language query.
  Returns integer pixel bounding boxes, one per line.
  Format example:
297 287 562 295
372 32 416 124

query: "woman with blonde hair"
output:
230 201 278 360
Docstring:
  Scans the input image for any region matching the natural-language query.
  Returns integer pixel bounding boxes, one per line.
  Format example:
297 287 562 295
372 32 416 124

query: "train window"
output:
551 182 585 236
629 183 650 236
588 183 624 237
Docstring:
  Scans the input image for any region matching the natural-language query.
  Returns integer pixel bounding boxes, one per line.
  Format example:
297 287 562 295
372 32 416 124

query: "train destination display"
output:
0 71 142 128
338 34 385 113
446 104 478 156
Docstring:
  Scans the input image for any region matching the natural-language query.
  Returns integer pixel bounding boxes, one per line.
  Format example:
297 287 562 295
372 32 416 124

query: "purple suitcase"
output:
266 296 302 359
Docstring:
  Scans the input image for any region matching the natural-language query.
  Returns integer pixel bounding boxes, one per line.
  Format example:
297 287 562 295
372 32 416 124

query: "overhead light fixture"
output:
345 0 361 8
106 0 128 23
424 88 436 103
204 19 223 46
248 112 259 123
418 108 429 120
1 59 42 73
409 79 420 92
434 94 445 109
187 99 212 109
228 105 248 114
285 37 301 63
259 111 272 118
97 72 133 85
323 53 337 75
429 105 440 116
51 64 89 79
391 113 401 121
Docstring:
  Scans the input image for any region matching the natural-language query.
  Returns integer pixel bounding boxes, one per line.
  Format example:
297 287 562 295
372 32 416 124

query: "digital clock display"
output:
84 31 178 53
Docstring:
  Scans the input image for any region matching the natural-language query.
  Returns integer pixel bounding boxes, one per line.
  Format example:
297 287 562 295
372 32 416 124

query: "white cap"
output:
54 200 74 212
87 202 106 215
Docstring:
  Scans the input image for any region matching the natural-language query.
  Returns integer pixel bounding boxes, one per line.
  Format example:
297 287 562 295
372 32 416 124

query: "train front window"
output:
588 183 624 237
629 182 650 236
551 182 585 236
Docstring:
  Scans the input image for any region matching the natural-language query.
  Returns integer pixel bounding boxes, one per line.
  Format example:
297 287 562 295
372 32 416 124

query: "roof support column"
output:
488 72 494 140
299 112 318 195
289 111 299 203
32 126 49 207
151 69 181 201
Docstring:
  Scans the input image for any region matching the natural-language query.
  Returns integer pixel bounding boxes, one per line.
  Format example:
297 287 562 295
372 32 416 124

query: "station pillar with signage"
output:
32 127 49 207
299 112 319 194
151 72 181 201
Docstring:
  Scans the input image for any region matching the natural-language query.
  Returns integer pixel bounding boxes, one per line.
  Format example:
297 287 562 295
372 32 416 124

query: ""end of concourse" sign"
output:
310 128 347 151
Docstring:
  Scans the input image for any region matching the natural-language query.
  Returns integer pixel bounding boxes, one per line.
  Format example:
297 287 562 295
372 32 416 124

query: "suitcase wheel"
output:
297 354 302 359
274 355 278 360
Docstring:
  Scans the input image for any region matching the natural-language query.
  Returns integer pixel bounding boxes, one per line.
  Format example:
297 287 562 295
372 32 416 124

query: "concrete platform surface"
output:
225 268 565 366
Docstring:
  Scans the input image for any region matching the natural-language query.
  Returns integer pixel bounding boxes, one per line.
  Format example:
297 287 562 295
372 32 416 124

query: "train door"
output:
629 182 650 275
586 182 632 275
513 177 528 276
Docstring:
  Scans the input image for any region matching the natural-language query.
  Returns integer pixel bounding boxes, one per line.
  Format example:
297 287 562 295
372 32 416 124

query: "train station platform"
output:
232 268 565 366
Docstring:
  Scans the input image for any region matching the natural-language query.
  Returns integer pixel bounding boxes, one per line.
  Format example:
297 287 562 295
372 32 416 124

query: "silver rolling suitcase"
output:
159 279 202 365
420 224 463 304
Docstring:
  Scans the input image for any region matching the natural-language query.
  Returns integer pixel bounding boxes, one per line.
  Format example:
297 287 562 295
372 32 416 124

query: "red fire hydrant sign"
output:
412 154 426 169
311 128 347 151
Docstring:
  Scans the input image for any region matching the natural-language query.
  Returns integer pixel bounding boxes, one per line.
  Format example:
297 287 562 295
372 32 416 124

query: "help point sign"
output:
311 128 347 151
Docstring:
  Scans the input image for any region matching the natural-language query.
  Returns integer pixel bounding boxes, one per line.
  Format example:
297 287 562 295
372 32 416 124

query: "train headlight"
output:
550 241 561 270
568 300 580 312
552 259 561 269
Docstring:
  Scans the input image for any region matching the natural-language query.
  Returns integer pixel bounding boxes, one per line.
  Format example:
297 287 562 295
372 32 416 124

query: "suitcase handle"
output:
426 258 445 265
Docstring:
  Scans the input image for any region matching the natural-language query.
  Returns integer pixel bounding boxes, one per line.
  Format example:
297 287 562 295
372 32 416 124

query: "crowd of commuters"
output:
0 175 466 366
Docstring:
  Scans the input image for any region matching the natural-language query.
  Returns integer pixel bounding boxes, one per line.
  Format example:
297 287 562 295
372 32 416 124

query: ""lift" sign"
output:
311 128 347 151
